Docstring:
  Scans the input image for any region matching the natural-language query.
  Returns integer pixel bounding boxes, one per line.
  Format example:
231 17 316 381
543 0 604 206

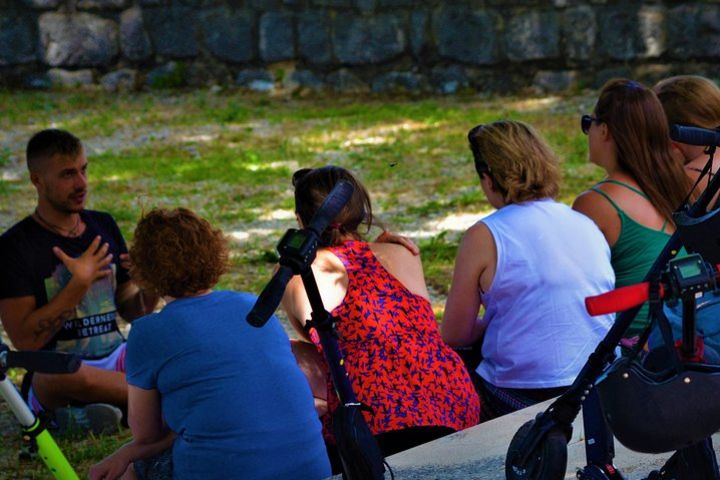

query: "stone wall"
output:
1 0 719 93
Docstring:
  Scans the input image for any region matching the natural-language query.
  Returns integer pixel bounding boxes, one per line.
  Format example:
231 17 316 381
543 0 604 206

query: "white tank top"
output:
476 199 615 388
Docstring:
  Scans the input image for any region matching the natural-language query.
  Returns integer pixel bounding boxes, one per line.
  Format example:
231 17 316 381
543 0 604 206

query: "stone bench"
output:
335 398 718 479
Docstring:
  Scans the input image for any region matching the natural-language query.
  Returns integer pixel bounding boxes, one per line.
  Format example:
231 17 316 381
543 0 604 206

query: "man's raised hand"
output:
53 236 113 287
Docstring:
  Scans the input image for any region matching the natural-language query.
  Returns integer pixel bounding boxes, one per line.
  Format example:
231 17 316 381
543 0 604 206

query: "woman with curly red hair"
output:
90 208 330 480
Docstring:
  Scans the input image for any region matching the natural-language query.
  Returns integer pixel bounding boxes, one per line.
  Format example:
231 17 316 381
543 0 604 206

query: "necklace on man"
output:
34 208 82 237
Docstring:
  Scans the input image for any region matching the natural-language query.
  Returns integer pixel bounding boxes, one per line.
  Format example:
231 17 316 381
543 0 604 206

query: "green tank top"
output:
590 180 681 337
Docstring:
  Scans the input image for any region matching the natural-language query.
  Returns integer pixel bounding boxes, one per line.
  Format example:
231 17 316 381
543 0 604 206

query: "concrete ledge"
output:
333 398 718 479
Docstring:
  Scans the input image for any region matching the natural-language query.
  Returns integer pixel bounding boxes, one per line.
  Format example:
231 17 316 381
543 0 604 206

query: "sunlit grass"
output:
0 88 605 479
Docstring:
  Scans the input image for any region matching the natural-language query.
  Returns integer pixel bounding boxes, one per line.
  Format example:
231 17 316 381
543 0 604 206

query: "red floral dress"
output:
310 241 480 440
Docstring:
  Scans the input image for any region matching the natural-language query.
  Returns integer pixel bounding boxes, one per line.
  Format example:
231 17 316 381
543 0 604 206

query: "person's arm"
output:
572 190 618 247
88 386 175 480
0 236 112 350
441 223 494 348
114 253 159 322
281 275 313 342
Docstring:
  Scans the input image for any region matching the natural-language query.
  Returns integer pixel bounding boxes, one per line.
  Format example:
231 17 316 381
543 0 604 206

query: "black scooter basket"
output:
597 359 720 454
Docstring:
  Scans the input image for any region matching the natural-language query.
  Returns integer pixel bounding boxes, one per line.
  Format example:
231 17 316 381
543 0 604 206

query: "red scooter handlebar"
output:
585 282 666 316
586 263 720 316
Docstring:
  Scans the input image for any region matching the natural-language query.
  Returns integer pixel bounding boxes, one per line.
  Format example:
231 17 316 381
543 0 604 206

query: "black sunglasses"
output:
581 114 601 135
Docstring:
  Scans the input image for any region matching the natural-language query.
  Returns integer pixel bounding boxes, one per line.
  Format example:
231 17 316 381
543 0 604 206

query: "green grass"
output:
0 88 606 478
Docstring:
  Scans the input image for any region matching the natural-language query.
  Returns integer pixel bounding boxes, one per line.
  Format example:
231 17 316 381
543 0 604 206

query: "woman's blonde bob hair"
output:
468 120 560 204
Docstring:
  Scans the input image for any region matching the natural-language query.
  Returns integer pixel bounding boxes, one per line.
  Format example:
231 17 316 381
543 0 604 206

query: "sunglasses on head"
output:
581 114 601 135
467 125 493 176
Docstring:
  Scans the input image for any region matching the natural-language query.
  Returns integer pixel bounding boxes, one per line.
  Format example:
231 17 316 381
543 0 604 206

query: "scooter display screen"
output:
286 230 307 250
668 254 715 295
678 260 702 280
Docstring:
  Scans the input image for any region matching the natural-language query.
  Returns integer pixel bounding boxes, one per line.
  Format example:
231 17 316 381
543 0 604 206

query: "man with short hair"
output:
0 129 157 432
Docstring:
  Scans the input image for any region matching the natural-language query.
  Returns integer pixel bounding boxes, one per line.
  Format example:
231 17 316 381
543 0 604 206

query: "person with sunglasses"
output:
282 166 480 472
442 120 615 422
573 78 693 341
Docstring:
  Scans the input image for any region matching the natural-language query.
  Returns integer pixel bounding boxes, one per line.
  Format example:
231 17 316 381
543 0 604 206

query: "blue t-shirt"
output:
126 290 330 480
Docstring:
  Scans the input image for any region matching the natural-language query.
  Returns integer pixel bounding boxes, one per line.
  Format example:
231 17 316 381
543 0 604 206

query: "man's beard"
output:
46 189 86 214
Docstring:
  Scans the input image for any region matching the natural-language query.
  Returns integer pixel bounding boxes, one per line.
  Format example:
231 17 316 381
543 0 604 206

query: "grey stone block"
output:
77 0 129 10
100 68 138 91
146 61 187 88
0 12 37 66
249 0 281 8
378 0 416 6
410 11 428 57
39 12 119 67
371 71 425 92
430 65 469 94
333 14 405 65
144 7 198 58
469 70 528 94
668 5 720 59
638 5 666 59
287 69 325 90
592 66 632 89
354 0 375 14
236 68 274 91
24 73 52 89
597 6 644 61
47 68 95 87
298 12 332 65
562 6 596 61
22 0 60 8
533 70 578 93
199 8 254 63
176 0 222 5
120 7 152 62
312 0 351 6
259 12 295 63
327 68 368 92
506 10 560 61
434 7 500 65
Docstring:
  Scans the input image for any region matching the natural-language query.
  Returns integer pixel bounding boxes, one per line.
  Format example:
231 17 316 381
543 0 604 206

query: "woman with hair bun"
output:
90 208 330 480
442 120 615 422
573 79 694 339
283 166 480 471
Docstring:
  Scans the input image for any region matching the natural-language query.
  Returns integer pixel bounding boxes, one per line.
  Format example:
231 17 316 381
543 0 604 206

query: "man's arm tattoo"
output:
32 309 73 340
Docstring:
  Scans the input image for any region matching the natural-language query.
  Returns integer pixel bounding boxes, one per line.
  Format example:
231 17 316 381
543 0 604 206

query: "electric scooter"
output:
0 339 81 479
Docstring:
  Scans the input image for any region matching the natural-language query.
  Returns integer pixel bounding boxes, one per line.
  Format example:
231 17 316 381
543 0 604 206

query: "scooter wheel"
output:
506 419 568 480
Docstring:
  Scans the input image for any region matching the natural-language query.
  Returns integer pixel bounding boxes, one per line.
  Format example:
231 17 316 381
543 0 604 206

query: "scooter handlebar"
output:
585 282 666 316
247 265 294 328
5 350 81 374
308 180 354 235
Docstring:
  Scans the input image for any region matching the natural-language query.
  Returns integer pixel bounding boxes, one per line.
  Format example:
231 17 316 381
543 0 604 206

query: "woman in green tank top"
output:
572 79 694 339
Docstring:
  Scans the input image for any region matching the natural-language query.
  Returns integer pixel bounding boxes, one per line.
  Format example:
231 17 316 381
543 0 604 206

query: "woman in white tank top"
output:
441 120 615 422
